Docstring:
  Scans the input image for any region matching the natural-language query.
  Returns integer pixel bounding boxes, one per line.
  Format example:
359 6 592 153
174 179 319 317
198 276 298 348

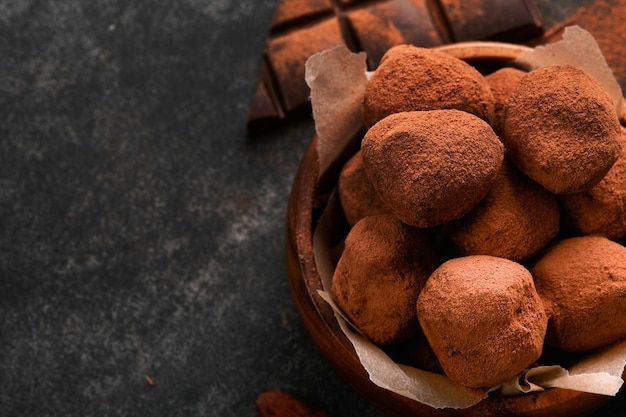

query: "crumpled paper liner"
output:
305 26 626 409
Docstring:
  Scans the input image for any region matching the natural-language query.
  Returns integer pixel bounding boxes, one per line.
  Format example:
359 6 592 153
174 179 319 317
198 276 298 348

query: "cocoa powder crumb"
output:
257 390 330 417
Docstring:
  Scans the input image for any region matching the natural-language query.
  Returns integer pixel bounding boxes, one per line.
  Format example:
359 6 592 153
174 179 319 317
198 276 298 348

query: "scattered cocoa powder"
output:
361 109 504 228
531 236 626 352
257 390 330 417
443 160 560 262
503 64 622 194
559 126 626 240
337 150 389 226
331 214 438 346
361 44 495 128
416 255 548 389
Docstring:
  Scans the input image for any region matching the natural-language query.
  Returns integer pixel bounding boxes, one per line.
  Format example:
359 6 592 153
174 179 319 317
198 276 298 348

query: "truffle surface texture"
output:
485 67 525 135
416 255 548 388
503 65 622 194
361 110 504 228
338 150 389 227
331 214 438 346
558 126 626 240
444 160 560 262
362 44 495 129
531 236 626 351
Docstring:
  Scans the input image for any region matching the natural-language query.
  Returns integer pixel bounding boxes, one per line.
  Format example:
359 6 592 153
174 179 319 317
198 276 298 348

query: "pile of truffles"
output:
331 44 626 389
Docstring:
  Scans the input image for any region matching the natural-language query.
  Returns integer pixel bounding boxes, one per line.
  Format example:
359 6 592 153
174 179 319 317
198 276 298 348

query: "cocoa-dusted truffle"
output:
503 65 622 194
361 44 495 129
485 67 525 134
444 160 560 262
531 236 626 352
417 255 548 388
559 126 626 240
331 214 438 346
361 110 504 228
338 150 389 227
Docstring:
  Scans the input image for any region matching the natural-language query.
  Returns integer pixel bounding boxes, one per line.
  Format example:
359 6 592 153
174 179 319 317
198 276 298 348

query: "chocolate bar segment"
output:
270 0 334 33
346 0 449 69
438 0 544 42
247 0 544 136
266 17 344 115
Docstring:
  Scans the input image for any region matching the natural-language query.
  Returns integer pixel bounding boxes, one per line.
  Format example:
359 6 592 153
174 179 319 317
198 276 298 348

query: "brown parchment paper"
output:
305 28 626 409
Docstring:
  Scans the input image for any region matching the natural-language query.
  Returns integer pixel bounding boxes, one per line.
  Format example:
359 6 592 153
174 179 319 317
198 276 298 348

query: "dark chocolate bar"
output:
247 0 544 135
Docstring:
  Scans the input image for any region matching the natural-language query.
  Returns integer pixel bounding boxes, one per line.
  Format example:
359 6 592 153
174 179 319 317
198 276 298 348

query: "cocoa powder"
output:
531 236 626 351
416 255 548 389
337 150 389 226
484 67 525 134
361 109 504 228
361 44 495 128
503 65 622 194
331 214 438 345
443 160 560 262
559 126 626 240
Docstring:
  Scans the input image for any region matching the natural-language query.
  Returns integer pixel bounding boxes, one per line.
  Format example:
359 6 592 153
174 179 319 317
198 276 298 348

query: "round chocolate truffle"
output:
485 67 525 134
416 255 548 388
559 126 626 240
444 160 560 262
338 150 389 227
361 110 504 228
531 236 626 352
362 44 495 129
503 65 622 194
331 214 438 346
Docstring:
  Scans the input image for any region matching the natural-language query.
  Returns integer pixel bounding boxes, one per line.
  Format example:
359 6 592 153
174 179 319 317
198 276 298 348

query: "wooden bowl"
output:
285 41 621 416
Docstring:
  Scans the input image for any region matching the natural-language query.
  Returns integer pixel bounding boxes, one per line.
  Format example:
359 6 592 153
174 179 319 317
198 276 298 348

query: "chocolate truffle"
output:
338 150 389 226
361 110 504 228
531 236 626 352
485 67 525 134
416 255 548 388
331 214 438 346
361 44 495 129
558 126 626 240
444 160 560 262
503 65 622 194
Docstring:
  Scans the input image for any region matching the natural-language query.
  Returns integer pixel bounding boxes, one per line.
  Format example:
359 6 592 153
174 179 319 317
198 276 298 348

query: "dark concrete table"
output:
0 1 624 416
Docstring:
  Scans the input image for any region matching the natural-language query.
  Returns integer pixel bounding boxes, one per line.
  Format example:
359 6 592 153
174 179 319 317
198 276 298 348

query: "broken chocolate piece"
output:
247 0 544 136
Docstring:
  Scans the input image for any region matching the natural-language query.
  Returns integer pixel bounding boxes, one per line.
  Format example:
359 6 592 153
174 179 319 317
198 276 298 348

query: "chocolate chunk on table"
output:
247 0 544 136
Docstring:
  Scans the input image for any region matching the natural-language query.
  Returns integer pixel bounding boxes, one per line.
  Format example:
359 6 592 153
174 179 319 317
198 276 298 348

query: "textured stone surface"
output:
0 1 624 416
